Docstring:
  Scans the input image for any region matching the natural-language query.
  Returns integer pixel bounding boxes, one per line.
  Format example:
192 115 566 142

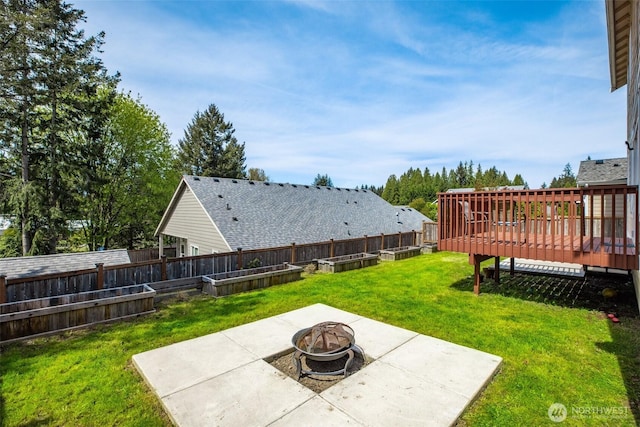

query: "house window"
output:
190 245 199 256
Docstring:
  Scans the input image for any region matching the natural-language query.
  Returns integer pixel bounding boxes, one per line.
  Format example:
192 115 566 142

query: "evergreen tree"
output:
549 163 577 188
312 173 333 187
0 0 115 254
177 103 247 178
381 175 400 204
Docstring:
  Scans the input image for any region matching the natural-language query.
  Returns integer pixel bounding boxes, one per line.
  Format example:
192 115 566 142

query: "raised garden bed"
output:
379 246 422 261
201 263 303 297
0 284 156 344
316 253 378 273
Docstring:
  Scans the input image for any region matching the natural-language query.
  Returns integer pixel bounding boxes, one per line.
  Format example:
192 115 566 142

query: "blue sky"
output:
75 0 626 189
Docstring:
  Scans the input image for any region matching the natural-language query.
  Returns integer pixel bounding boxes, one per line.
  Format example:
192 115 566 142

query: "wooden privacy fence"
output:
0 230 423 304
422 221 438 244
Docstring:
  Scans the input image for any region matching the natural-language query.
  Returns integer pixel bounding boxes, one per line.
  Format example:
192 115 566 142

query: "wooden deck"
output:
442 233 636 265
437 186 639 294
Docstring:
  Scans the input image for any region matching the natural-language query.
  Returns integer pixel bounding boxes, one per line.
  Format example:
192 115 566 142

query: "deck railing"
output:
438 186 639 270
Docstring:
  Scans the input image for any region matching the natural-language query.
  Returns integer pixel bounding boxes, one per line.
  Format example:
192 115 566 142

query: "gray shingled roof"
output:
183 176 432 250
577 157 627 186
0 249 131 280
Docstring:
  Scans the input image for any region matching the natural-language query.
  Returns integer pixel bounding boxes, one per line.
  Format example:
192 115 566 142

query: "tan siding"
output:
586 194 626 218
162 187 230 253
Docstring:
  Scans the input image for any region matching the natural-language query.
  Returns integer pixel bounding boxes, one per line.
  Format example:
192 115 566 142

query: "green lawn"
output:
1 252 639 426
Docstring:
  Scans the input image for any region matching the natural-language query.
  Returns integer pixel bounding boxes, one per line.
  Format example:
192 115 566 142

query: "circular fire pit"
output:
291 321 362 379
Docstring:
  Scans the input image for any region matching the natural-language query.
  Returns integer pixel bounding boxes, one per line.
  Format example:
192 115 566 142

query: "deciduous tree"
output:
74 92 179 250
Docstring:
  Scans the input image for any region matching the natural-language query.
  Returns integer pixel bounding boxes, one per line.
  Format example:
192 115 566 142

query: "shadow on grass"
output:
451 270 639 317
451 270 640 424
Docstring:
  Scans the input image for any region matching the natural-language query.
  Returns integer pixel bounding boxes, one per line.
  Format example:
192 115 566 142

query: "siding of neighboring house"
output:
161 186 230 254
584 194 626 218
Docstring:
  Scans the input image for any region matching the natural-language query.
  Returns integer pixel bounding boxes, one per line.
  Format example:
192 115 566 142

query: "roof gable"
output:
179 176 430 250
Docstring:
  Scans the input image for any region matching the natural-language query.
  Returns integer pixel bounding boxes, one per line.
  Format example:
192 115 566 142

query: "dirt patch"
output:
268 350 369 393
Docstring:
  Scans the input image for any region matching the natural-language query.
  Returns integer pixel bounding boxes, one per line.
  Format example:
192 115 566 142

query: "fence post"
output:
237 248 243 270
0 275 6 304
330 239 335 258
398 231 402 247
161 255 167 281
381 233 385 250
96 263 104 290
364 235 368 253
291 242 296 264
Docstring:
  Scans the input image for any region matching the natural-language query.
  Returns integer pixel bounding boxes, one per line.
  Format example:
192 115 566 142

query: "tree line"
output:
360 161 526 220
0 0 257 257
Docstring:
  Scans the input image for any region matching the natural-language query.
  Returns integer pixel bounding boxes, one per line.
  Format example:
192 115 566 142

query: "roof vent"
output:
218 194 223 198
316 186 321 189
327 187 331 190
304 185 309 189
232 217 238 221
226 203 231 210
614 163 620 167
193 177 200 181
401 208 405 211
595 160 604 165
354 189 359 192
213 178 220 182
336 188 341 191
279 183 284 187
345 189 350 192
232 179 238 183
264 182 270 186
362 190 367 193
292 184 297 188
344 221 348 225
249 181 255 185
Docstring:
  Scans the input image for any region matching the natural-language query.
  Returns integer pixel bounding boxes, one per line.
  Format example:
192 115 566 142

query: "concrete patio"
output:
133 303 502 426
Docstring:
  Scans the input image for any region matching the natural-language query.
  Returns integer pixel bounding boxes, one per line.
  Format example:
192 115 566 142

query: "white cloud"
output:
75 0 626 190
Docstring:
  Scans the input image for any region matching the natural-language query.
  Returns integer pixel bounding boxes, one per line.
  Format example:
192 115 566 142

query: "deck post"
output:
330 239 335 258
364 235 368 253
96 263 104 290
0 275 6 304
381 233 385 250
291 242 296 264
473 255 481 295
494 256 500 284
237 248 243 270
510 258 515 276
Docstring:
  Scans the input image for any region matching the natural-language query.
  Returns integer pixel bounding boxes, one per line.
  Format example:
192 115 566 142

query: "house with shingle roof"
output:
577 157 628 221
577 157 627 187
155 176 432 256
0 249 131 280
